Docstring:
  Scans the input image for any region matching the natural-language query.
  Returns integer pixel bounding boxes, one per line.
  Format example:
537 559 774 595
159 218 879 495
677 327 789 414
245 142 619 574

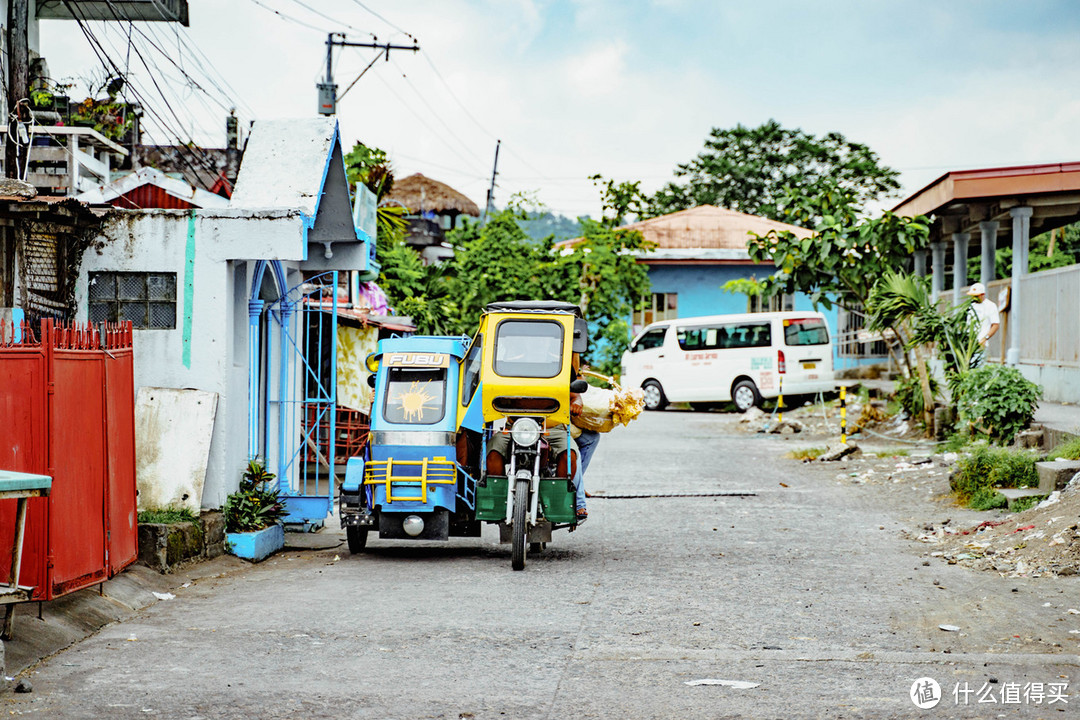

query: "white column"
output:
930 241 946 297
952 232 970 305
979 221 998 285
1006 207 1033 366
913 249 927 277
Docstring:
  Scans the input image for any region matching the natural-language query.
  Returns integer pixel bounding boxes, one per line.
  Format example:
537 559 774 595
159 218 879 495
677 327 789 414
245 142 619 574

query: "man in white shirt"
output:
967 282 1000 365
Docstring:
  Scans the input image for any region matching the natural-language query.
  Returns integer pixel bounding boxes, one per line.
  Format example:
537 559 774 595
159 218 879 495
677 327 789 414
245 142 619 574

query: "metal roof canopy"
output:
892 162 1080 244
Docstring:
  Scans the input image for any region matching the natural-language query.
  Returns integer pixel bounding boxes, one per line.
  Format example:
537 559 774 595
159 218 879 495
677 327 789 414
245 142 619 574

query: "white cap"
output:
967 282 986 296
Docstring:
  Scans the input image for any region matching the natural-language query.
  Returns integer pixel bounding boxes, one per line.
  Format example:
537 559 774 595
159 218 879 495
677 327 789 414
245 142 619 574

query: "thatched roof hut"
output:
383 173 481 219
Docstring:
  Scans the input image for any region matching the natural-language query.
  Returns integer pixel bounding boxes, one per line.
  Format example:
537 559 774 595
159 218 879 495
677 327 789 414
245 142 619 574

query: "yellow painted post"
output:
839 386 847 445
778 375 784 424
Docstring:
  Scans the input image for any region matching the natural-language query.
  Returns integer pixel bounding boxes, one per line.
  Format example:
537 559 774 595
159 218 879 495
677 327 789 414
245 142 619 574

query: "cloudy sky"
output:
38 0 1080 219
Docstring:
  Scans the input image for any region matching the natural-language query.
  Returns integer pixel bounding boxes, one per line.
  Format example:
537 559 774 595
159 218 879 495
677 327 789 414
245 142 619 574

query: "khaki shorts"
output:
488 422 572 457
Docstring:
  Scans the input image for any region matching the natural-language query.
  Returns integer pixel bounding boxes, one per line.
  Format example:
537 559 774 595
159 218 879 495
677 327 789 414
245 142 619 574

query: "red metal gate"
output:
0 319 137 600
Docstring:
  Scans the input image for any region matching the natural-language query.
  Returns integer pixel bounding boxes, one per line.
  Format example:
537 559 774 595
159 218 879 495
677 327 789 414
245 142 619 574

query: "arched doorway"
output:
247 261 339 526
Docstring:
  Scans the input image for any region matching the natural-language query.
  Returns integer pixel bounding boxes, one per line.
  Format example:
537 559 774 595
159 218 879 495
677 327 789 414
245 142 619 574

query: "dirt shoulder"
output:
723 399 1080 579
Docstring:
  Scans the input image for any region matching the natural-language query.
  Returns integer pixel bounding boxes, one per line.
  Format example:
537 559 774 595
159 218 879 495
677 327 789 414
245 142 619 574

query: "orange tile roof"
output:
614 205 812 249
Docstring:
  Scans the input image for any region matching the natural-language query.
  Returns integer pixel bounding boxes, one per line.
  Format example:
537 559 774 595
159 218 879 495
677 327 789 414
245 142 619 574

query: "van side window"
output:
632 328 667 352
722 322 771 349
677 326 723 351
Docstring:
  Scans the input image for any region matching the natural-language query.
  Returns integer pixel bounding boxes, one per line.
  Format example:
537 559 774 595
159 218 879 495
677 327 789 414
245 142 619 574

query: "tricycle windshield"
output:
493 319 564 378
383 367 447 424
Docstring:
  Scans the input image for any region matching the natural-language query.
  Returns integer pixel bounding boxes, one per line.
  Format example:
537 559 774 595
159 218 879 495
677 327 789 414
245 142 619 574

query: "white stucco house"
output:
75 118 378 522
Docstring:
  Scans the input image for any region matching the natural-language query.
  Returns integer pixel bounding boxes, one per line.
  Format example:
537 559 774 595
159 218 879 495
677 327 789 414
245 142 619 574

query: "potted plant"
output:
223 460 288 562
69 96 134 141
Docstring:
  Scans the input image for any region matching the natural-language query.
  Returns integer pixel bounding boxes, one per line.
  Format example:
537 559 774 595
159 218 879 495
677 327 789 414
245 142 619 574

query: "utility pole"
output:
317 33 419 116
6 0 29 179
482 140 500 225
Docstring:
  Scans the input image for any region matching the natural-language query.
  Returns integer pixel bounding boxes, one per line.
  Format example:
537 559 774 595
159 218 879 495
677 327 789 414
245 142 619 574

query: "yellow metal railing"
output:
363 457 457 503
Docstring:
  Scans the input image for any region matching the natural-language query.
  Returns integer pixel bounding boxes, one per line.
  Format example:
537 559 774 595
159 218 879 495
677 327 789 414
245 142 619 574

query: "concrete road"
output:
10 412 1079 719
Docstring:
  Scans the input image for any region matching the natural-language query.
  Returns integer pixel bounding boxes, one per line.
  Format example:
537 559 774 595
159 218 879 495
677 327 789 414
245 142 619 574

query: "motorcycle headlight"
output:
510 417 541 447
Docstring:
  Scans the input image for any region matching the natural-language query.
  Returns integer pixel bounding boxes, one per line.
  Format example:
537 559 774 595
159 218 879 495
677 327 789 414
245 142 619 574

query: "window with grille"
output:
633 292 677 328
749 292 794 313
88 272 177 329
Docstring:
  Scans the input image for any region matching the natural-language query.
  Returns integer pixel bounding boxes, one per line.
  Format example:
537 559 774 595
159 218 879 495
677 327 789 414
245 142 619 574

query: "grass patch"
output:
937 432 970 454
950 443 1039 510
1048 435 1080 460
875 449 910 458
138 507 197 524
1010 495 1046 513
787 446 827 461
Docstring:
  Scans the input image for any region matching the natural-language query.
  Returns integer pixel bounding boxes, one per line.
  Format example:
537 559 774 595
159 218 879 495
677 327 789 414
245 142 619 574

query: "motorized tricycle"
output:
338 335 481 552
339 300 589 570
471 300 590 570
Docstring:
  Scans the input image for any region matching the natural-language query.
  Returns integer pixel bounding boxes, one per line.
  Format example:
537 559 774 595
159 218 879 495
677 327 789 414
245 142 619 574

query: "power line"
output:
419 50 552 182
96 5 225 149
246 0 330 34
347 0 415 40
390 151 488 181
64 2 224 185
142 0 256 119
370 72 484 176
421 53 493 139
109 18 233 116
286 0 375 39
336 51 381 102
388 57 485 168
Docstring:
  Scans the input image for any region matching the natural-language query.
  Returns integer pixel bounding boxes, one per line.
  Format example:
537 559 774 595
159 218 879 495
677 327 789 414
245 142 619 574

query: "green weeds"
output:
950 443 1039 510
137 508 197 524
1048 435 1080 460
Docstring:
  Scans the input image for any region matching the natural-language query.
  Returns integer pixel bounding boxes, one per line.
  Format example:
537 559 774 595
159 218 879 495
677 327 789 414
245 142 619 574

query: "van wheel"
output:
642 381 668 411
732 380 761 413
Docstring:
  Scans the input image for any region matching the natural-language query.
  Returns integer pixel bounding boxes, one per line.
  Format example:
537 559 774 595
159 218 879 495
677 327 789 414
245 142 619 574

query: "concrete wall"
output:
1017 364 1080 406
75 209 307 508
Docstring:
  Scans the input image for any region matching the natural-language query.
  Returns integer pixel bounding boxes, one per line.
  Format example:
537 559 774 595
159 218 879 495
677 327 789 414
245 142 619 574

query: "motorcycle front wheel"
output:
511 478 529 571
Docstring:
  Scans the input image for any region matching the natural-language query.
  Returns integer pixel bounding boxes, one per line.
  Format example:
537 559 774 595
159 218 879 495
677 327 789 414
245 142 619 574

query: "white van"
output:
621 311 836 412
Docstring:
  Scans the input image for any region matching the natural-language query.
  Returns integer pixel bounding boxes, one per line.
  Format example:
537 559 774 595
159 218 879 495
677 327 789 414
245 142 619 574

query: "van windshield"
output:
631 327 667 352
784 318 829 346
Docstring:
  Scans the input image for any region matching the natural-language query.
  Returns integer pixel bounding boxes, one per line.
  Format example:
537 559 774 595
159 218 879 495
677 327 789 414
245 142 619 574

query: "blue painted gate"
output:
266 271 338 526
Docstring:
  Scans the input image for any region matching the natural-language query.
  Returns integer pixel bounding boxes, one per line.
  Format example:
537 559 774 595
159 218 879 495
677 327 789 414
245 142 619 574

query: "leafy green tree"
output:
866 270 980 435
589 174 651 225
442 211 651 374
649 120 900 223
447 210 554 328
376 241 459 336
343 141 406 252
746 186 930 312
720 277 767 312
560 219 653 373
